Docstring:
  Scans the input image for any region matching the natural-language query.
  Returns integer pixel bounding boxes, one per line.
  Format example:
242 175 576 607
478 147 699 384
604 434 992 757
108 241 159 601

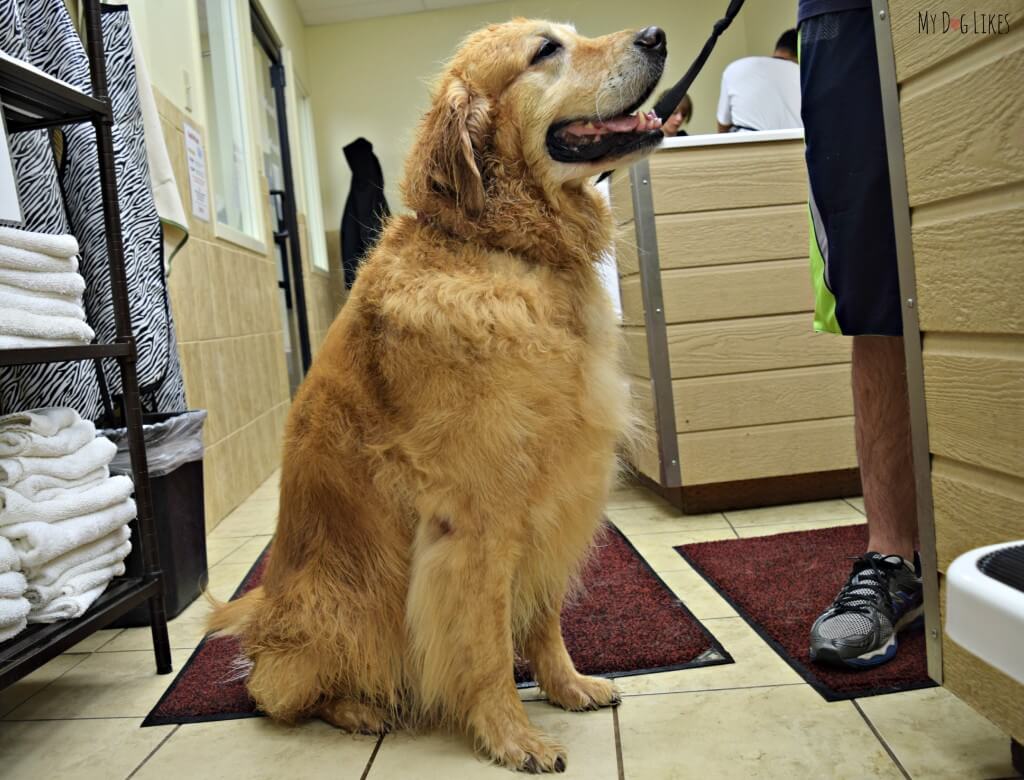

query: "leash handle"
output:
652 0 746 121
597 0 747 183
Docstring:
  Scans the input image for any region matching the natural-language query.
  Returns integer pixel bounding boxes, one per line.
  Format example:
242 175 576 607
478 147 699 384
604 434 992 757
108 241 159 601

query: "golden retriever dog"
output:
208 18 666 773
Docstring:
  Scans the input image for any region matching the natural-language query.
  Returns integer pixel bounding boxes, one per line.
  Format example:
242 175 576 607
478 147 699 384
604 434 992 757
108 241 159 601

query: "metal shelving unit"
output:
0 0 171 689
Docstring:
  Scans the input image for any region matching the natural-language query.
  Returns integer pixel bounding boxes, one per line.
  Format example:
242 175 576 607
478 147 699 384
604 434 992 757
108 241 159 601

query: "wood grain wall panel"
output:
655 204 808 269
609 170 634 225
914 202 1024 334
619 274 645 327
890 0 1023 82
902 42 1024 207
942 636 1024 741
622 327 650 378
678 417 857 485
923 345 1024 478
655 258 812 324
675 364 853 433
666 314 851 379
931 457 1024 572
650 142 806 214
614 228 640 276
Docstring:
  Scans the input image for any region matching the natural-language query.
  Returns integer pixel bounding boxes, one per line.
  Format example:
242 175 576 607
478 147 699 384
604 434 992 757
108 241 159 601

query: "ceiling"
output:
295 0 507 26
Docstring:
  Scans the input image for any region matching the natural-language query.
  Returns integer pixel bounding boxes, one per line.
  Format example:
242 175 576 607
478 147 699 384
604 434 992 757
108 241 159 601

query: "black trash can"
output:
104 410 208 627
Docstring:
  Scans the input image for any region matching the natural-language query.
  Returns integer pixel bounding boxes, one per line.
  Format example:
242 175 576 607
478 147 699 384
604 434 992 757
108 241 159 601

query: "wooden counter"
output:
611 130 860 512
875 0 1024 746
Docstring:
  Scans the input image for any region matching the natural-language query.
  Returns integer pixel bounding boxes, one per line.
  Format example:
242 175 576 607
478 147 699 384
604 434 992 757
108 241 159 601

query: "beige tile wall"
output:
297 217 346 354
154 90 292 531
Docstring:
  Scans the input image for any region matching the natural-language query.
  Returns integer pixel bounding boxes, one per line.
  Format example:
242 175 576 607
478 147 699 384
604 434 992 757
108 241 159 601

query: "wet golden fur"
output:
207 19 664 773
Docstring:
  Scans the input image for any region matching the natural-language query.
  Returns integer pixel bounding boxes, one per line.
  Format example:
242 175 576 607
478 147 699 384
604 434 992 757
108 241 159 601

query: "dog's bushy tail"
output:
204 586 265 638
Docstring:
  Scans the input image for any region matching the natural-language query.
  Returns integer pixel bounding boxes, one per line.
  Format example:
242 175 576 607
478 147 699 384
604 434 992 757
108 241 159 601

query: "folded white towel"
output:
0 594 30 625
6 468 109 502
0 308 94 345
0 419 96 459
27 583 106 623
25 524 130 584
0 287 86 321
0 226 79 258
0 407 80 438
0 334 87 349
3 498 136 569
0 474 132 526
0 436 116 485
0 615 27 641
0 243 78 273
0 268 86 297
0 536 19 574
0 570 26 598
27 554 127 607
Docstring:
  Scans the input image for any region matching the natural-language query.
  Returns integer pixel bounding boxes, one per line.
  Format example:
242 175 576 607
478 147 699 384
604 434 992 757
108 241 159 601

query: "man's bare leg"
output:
851 335 917 560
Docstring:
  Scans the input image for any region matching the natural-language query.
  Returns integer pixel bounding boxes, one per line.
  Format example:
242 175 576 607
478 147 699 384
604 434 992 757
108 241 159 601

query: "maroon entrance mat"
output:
677 523 936 701
143 524 732 726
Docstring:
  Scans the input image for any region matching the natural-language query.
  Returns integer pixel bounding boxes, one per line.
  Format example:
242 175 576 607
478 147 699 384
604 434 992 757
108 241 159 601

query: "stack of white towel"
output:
0 226 94 349
0 408 134 639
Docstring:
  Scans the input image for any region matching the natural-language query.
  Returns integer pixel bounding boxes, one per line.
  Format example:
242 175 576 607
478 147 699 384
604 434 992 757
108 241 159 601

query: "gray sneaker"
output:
809 552 923 668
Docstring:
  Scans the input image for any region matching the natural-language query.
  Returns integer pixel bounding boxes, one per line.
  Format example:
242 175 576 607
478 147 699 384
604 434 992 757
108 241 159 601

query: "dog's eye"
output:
530 38 562 65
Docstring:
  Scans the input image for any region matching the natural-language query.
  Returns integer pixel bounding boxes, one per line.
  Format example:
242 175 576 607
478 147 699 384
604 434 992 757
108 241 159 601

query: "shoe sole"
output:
811 604 925 669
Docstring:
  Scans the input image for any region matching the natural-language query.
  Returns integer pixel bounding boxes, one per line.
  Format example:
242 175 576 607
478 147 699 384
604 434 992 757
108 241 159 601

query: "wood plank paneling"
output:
609 170 634 225
931 456 1024 572
915 203 1024 334
903 44 1024 207
650 141 806 214
678 417 857 485
660 258 812 324
656 204 808 269
675 364 852 433
666 314 851 379
924 344 1024 478
619 273 644 327
614 228 640 276
891 1 1024 82
942 636 1024 741
621 327 650 379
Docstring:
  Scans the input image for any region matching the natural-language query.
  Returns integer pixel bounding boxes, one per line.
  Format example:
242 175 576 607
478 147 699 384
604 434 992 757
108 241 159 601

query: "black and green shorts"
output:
800 9 903 336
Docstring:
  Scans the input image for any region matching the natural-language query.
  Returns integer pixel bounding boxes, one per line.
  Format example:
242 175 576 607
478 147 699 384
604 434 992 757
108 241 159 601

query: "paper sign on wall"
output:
0 100 24 226
183 121 209 222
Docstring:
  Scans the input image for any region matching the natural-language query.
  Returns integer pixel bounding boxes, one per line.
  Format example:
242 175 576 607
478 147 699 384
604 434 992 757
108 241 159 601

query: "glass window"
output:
298 93 330 272
197 0 261 240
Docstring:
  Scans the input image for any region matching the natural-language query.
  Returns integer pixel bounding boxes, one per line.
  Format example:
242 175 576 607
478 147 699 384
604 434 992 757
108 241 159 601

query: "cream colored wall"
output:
124 0 344 525
305 0 769 223
741 0 798 60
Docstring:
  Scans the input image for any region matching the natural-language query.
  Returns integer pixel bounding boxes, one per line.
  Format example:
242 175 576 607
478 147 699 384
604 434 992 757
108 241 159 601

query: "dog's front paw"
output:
317 698 391 736
485 726 566 774
544 674 620 712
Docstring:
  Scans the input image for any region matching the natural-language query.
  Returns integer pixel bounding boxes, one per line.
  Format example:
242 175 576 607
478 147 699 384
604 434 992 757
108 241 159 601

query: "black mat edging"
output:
144 524 735 727
141 547 268 728
675 544 937 703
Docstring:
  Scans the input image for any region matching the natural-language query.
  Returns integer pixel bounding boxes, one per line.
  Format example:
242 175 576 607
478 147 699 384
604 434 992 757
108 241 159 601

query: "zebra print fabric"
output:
0 0 186 418
0 0 103 416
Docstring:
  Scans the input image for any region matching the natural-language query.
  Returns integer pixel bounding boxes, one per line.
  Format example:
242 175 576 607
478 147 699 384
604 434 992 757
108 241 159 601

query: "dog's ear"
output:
419 77 490 216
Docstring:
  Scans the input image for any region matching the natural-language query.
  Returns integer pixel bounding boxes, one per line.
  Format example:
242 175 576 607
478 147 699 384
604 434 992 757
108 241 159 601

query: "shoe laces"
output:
827 555 897 618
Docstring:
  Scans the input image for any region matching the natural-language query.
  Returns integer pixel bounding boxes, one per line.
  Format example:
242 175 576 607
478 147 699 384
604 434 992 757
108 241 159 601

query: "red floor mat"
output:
144 524 731 726
677 523 936 701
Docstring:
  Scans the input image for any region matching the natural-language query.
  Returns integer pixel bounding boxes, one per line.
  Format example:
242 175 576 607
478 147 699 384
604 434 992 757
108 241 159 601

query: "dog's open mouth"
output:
547 103 664 164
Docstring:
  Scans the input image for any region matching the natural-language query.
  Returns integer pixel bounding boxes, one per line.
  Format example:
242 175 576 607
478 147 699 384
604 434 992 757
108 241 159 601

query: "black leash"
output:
597 0 747 183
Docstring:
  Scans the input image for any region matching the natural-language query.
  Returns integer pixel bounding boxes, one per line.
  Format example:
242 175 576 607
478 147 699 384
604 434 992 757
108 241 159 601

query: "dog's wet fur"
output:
207 19 665 773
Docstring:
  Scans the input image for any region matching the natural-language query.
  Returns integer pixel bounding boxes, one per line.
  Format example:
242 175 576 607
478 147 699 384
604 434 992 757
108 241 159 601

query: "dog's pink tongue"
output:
600 113 641 132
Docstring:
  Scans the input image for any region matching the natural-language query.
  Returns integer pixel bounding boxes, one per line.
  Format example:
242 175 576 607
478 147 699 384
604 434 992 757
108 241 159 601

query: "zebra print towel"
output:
0 0 186 419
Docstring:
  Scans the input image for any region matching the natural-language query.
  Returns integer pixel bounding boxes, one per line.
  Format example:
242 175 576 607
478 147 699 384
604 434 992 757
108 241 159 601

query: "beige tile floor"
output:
0 474 1019 779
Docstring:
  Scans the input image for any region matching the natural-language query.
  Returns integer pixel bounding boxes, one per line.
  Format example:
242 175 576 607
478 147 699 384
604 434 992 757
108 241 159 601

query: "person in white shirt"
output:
715 29 802 133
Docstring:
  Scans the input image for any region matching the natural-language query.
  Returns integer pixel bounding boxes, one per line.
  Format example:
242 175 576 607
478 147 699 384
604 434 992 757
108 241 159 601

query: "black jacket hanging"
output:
339 138 389 289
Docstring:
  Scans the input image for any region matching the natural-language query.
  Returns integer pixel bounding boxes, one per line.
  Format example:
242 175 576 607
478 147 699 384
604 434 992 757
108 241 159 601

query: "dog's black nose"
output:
635 26 666 54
